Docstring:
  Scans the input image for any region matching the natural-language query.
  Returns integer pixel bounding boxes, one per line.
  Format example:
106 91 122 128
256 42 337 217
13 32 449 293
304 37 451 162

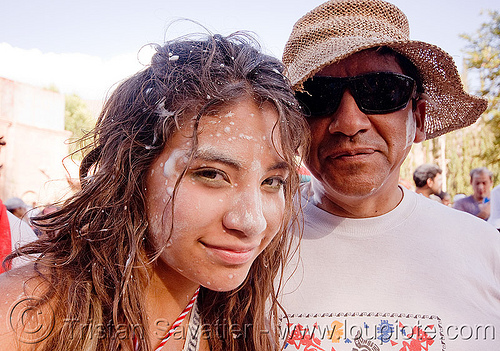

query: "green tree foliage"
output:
401 11 500 199
64 94 96 159
461 10 500 165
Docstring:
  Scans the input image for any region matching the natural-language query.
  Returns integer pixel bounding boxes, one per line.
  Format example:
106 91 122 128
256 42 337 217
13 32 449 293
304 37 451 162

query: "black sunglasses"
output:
295 72 417 117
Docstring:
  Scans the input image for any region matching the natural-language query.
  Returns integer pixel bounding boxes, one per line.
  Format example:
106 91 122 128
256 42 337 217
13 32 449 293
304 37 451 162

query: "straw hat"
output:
283 0 488 139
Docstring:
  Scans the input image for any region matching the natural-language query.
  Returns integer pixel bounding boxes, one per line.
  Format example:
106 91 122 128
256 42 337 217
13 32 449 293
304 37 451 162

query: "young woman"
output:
0 33 308 351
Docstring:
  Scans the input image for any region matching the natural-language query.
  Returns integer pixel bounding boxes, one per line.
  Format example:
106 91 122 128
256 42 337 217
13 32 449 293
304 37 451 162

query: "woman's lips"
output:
202 243 256 265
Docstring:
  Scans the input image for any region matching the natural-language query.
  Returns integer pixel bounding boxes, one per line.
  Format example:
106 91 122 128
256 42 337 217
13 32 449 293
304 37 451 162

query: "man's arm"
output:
476 202 490 220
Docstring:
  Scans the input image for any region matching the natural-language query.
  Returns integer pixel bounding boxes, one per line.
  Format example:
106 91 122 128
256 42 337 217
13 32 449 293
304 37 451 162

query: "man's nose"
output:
328 90 371 137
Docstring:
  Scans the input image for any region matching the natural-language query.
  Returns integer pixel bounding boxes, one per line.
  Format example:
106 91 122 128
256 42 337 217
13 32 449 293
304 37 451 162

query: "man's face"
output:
471 172 493 201
428 173 442 195
304 50 425 203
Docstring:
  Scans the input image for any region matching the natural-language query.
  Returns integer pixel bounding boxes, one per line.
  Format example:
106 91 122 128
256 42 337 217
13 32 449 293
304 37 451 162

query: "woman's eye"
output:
192 169 229 184
262 177 285 191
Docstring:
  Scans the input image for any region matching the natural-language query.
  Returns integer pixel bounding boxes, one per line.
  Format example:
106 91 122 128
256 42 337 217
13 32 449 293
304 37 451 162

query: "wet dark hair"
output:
7 32 309 351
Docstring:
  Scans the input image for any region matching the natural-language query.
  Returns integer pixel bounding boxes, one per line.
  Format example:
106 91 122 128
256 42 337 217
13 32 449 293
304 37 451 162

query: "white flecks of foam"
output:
157 108 176 119
224 126 231 133
163 149 186 178
309 176 326 207
405 109 417 149
239 133 255 141
166 187 174 197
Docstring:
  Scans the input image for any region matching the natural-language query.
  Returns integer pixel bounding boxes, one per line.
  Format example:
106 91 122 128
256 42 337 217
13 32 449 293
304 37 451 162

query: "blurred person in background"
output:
453 167 493 220
413 163 443 201
0 138 38 273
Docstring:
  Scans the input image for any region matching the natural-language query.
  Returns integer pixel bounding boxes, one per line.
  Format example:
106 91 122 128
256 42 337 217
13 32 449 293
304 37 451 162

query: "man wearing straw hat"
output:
280 1 500 350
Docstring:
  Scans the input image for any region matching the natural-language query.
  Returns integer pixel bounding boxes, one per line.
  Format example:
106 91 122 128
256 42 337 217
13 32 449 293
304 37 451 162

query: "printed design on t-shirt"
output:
281 312 444 351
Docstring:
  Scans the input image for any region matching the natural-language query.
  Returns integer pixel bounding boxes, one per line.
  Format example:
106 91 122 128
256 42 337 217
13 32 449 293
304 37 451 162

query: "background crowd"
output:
409 164 499 231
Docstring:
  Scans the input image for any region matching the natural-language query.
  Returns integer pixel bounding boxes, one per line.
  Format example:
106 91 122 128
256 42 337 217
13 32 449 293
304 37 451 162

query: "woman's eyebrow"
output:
193 148 243 169
193 147 289 172
268 161 290 172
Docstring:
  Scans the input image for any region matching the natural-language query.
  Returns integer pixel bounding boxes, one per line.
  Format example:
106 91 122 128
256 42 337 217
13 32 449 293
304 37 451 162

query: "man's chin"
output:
321 176 383 197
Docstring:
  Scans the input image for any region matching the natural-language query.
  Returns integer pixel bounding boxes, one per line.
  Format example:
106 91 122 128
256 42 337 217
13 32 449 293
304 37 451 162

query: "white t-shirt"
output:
280 182 500 350
488 185 500 229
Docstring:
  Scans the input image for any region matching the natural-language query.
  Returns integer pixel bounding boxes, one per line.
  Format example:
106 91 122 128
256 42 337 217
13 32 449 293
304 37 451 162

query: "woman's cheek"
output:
264 193 286 234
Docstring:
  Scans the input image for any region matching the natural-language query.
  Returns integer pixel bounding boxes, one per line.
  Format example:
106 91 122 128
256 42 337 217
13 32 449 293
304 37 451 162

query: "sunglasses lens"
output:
296 79 342 117
353 73 415 114
296 73 415 118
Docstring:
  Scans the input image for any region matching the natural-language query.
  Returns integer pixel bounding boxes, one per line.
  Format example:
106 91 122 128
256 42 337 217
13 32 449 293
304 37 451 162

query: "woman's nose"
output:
222 189 267 237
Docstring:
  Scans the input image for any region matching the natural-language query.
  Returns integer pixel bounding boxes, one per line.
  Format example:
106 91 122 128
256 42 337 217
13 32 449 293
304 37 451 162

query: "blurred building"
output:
0 77 78 208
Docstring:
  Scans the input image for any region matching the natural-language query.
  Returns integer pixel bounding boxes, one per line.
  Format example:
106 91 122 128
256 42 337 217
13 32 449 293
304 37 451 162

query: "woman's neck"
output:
143 261 200 348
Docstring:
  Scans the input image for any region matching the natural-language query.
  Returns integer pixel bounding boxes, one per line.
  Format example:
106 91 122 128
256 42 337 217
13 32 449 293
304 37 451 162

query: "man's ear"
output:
413 99 426 143
426 177 433 188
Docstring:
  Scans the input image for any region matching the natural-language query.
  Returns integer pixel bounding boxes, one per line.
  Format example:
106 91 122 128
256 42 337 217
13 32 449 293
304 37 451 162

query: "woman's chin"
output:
199 272 247 292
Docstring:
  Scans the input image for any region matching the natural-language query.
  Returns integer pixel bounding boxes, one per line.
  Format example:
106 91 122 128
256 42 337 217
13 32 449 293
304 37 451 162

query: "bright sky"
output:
1 0 499 101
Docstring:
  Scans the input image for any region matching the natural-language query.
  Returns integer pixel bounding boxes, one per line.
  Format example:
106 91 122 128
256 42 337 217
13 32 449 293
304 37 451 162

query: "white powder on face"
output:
309 176 326 207
166 187 174 197
233 195 267 234
405 109 417 149
239 133 255 141
163 149 187 178
250 160 261 172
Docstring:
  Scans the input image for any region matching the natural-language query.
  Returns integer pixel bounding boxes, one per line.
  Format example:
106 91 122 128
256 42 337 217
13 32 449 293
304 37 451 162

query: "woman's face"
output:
146 97 289 292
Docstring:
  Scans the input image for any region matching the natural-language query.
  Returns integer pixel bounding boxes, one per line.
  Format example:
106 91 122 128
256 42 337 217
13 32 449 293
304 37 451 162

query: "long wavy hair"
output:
6 32 309 351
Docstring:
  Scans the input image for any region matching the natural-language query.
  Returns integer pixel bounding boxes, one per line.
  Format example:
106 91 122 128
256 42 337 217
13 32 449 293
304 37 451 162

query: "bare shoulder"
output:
0 264 52 350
